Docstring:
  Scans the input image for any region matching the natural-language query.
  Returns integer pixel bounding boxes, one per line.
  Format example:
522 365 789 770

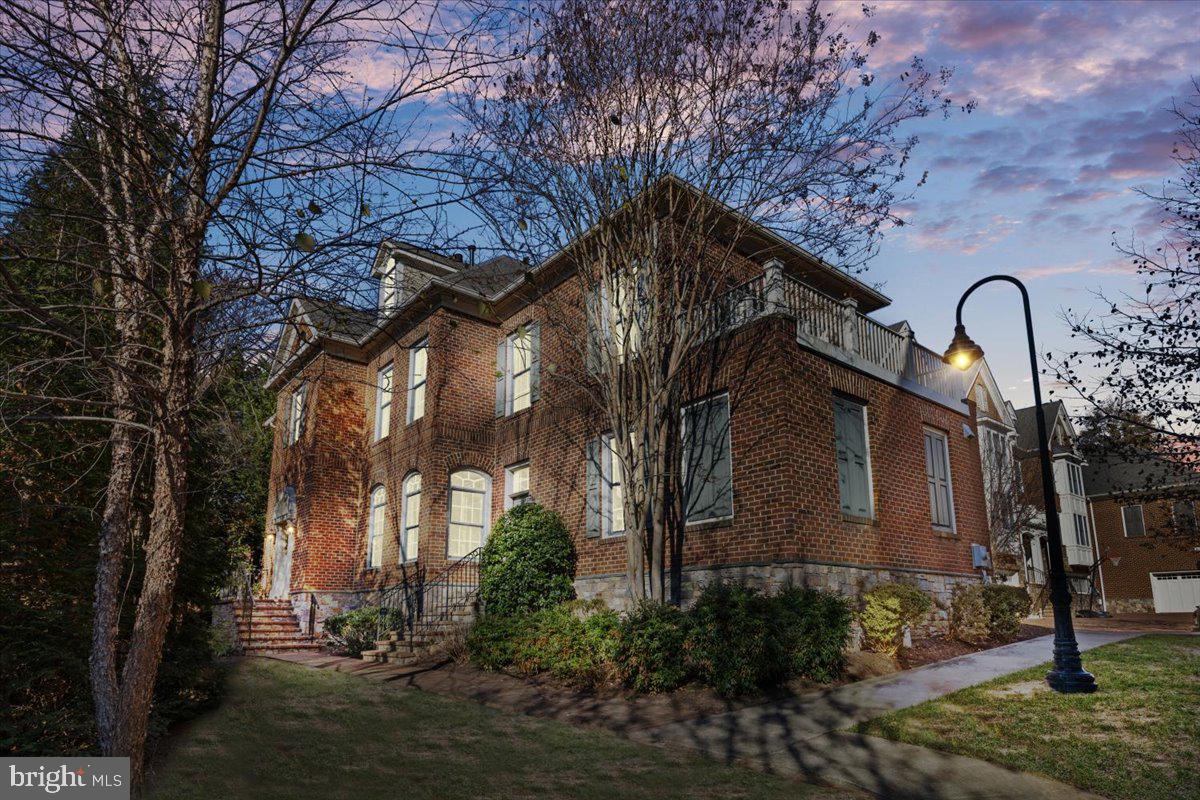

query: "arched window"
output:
367 485 387 568
448 469 490 558
401 473 421 562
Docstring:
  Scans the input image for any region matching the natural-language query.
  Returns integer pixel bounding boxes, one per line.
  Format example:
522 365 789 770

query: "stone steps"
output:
233 599 320 654
360 603 475 664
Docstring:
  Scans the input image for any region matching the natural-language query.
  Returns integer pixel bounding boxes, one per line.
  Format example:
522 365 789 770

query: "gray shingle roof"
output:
1083 455 1200 498
1014 401 1064 453
296 297 376 340
449 255 529 296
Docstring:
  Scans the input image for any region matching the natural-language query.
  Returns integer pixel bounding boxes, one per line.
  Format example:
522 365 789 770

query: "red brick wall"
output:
266 267 986 597
1092 497 1199 603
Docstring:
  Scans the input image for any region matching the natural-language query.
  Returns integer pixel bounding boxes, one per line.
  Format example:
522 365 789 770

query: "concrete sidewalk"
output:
634 631 1137 799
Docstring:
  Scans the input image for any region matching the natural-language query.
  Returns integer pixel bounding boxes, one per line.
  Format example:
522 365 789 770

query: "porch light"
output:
943 324 985 371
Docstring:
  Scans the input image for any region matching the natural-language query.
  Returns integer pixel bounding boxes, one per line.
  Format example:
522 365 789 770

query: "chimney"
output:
467 244 477 266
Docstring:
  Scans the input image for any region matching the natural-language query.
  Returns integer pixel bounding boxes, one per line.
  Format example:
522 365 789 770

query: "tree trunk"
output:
113 329 193 790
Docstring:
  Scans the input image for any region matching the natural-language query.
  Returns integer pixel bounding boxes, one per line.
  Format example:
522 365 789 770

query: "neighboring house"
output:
259 179 993 636
1085 457 1200 614
1012 401 1097 607
961 359 1023 583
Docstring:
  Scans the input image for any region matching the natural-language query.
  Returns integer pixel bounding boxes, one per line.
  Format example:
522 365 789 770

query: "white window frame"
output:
380 256 398 310
504 462 532 509
681 393 734 525
1066 461 1084 496
1072 512 1090 547
1122 504 1146 537
407 339 427 423
286 384 306 446
447 469 490 558
506 327 533 414
374 362 393 441
400 472 421 563
600 433 625 537
367 484 387 569
924 427 956 533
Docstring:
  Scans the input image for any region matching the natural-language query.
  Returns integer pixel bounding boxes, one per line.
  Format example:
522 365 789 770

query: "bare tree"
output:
1051 81 1199 539
0 0 512 784
455 0 964 601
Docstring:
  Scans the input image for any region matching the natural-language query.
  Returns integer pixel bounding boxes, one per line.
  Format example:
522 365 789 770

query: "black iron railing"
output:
375 548 482 641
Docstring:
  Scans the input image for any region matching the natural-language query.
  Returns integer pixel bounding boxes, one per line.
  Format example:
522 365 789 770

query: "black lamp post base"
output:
1046 667 1098 694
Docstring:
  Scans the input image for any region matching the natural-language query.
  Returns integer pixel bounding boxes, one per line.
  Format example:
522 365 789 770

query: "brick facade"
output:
1091 496 1199 612
261 240 992 627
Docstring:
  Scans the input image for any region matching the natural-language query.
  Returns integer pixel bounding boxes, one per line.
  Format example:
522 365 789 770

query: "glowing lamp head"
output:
943 324 985 371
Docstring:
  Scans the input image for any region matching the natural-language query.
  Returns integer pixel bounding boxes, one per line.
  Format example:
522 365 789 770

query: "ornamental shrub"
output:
615 602 693 693
323 606 403 657
686 583 788 696
775 587 853 683
859 582 933 656
983 584 1032 640
479 503 576 616
467 600 620 688
949 584 990 644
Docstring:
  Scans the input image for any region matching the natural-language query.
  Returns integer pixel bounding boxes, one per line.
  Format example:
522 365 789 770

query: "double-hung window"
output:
1066 461 1084 496
401 473 421 562
407 340 427 423
833 395 872 519
374 362 393 440
367 485 387 568
505 462 532 509
495 324 540 416
1122 504 1146 537
923 428 955 532
1072 512 1091 547
682 394 733 523
448 470 489 557
586 434 625 537
1174 499 1198 535
285 383 306 446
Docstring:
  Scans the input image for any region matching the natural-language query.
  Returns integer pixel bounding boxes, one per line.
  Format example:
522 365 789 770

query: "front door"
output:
269 525 293 599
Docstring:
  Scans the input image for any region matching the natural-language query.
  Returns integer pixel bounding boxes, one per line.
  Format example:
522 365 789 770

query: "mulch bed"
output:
897 624 1046 670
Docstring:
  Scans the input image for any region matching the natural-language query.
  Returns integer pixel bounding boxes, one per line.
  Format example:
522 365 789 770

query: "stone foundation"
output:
1103 597 1155 614
574 560 985 640
289 590 369 634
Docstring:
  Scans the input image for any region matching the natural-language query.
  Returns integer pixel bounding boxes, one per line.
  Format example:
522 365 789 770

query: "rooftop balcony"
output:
723 268 966 409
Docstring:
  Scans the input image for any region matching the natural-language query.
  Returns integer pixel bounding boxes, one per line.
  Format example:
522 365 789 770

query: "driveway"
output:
633 631 1139 800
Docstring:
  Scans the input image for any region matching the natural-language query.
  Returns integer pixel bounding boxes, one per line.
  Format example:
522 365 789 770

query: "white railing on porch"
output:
722 271 964 404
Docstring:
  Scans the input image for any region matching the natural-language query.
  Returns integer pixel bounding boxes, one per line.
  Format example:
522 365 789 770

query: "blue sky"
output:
833 0 1195 409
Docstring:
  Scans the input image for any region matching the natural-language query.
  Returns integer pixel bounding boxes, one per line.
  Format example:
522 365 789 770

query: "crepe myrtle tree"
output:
1051 82 1200 543
0 0 514 786
455 0 967 602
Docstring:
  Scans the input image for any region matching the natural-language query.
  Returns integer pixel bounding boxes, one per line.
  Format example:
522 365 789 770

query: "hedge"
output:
478 503 576 616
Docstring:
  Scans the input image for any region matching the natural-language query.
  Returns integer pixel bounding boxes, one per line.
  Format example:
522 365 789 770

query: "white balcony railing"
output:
1065 543 1093 568
723 271 964 404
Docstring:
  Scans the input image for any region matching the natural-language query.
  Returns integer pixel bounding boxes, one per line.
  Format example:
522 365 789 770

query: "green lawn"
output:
860 635 1200 800
148 658 854 800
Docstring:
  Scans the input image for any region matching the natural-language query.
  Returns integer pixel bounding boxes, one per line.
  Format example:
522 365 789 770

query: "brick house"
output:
1085 457 1200 614
257 184 994 636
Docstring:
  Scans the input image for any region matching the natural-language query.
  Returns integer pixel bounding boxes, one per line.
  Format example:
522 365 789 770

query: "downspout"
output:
1088 499 1108 613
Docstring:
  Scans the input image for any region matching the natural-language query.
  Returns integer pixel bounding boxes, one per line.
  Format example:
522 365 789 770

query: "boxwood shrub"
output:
615 602 692 693
859 582 933 656
478 503 576 616
323 606 403 657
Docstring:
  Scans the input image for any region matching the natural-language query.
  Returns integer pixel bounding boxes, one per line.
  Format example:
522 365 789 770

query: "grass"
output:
860 635 1200 800
147 657 853 800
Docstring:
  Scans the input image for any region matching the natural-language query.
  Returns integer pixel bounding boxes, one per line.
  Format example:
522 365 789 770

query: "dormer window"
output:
380 256 399 311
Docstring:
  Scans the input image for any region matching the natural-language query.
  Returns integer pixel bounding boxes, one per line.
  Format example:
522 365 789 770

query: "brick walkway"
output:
1026 611 1195 633
265 633 1136 799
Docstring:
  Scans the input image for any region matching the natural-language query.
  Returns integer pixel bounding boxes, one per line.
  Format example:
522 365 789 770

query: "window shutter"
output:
529 322 541 402
834 397 870 517
585 437 601 538
296 384 308 438
494 340 507 417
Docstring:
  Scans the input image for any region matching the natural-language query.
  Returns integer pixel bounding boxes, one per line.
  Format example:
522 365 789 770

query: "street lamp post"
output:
943 274 1097 694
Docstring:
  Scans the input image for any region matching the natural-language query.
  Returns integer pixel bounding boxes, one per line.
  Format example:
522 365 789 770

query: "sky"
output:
827 0 1196 410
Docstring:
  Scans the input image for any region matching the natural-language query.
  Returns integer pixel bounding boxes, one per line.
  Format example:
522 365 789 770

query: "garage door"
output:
1150 572 1200 613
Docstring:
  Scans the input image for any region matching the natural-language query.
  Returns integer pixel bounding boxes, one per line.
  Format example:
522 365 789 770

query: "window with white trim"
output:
448 469 489 557
367 485 387 568
1065 461 1084 496
407 340 427 423
505 462 532 509
682 394 733 523
509 328 532 413
924 428 955 532
401 473 420 562
1122 504 1145 537
374 362 393 441
833 395 872 518
285 384 306 446
1071 512 1090 547
380 256 398 310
